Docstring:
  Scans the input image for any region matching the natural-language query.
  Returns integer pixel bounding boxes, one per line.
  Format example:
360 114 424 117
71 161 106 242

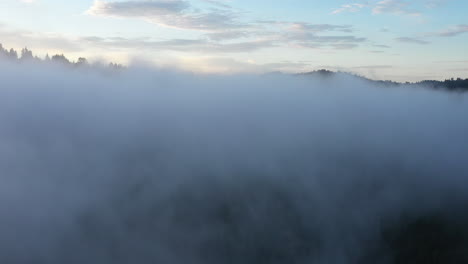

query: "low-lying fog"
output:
1 61 468 264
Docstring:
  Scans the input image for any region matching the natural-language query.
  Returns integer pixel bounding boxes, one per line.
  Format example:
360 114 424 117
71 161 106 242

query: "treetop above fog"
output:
0 43 123 70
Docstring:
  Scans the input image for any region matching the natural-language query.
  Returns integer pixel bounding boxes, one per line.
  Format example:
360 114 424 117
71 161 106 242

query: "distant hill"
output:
300 70 468 92
415 78 468 91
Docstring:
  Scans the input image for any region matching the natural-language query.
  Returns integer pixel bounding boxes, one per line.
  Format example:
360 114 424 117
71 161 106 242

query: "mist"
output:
1 60 468 264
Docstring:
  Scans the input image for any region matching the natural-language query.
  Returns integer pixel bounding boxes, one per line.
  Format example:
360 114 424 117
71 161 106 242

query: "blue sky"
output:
0 0 467 81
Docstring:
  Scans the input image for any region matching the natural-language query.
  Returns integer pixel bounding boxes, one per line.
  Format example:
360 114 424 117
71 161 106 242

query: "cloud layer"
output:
395 36 430 44
86 1 367 51
87 0 243 31
432 24 468 37
1 60 468 263
372 0 421 16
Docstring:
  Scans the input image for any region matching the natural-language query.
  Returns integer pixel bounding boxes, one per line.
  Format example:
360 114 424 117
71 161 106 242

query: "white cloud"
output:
395 37 430 44
200 0 232 9
373 44 391 48
0 26 84 52
87 0 244 32
86 2 367 51
432 24 468 37
425 0 450 8
332 3 367 14
333 0 426 17
373 0 421 16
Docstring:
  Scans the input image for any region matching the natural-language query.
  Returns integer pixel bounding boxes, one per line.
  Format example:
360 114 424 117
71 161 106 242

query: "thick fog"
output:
1 61 468 264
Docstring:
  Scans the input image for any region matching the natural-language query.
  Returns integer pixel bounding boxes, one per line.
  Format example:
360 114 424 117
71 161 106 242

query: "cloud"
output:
0 26 84 52
84 29 365 53
85 1 369 51
15 0 453 65
87 0 244 31
434 60 468 63
0 20 366 60
351 65 393 69
425 0 450 8
87 0 190 16
332 0 433 17
172 56 312 73
332 3 367 14
287 23 354 33
1 0 370 67
395 37 430 44
205 31 250 41
279 22 366 49
373 44 391 48
432 24 468 37
373 0 421 16
200 0 232 9
1 60 468 263
86 1 367 50
80 35 276 53
293 36 366 49
447 67 468 71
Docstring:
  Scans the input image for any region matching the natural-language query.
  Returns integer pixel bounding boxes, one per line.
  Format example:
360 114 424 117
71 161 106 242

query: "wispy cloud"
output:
425 0 450 8
292 35 366 49
332 3 367 14
87 1 367 51
351 65 393 69
287 23 354 33
173 56 313 73
0 26 84 52
200 0 232 9
395 37 430 44
431 24 468 37
205 31 250 41
434 60 468 63
373 0 421 16
0 24 365 57
332 0 434 16
103 38 276 53
99 22 366 52
87 0 244 31
373 44 391 48
277 22 366 49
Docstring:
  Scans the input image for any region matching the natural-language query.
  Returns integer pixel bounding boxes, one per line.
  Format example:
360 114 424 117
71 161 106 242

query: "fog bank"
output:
1 61 468 264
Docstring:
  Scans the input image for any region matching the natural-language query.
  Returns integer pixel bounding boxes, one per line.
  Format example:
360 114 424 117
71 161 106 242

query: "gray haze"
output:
0 61 468 263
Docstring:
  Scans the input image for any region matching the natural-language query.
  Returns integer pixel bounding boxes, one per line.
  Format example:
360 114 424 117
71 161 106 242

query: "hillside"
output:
300 69 468 91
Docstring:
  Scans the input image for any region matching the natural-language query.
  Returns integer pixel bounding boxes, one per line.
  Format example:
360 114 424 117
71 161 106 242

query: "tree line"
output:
0 43 123 69
301 69 468 91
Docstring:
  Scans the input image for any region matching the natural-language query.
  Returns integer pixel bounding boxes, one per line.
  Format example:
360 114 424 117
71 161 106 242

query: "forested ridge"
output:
2 44 466 91
0 43 123 69
301 69 468 91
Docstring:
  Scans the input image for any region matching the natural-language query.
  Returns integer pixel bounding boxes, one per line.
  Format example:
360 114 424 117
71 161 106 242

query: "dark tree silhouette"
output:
8 48 18 60
300 70 468 91
20 47 34 61
76 57 88 66
0 43 124 70
51 54 71 64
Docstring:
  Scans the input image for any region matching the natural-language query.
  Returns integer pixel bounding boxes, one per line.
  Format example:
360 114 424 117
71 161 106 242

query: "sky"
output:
0 0 467 81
